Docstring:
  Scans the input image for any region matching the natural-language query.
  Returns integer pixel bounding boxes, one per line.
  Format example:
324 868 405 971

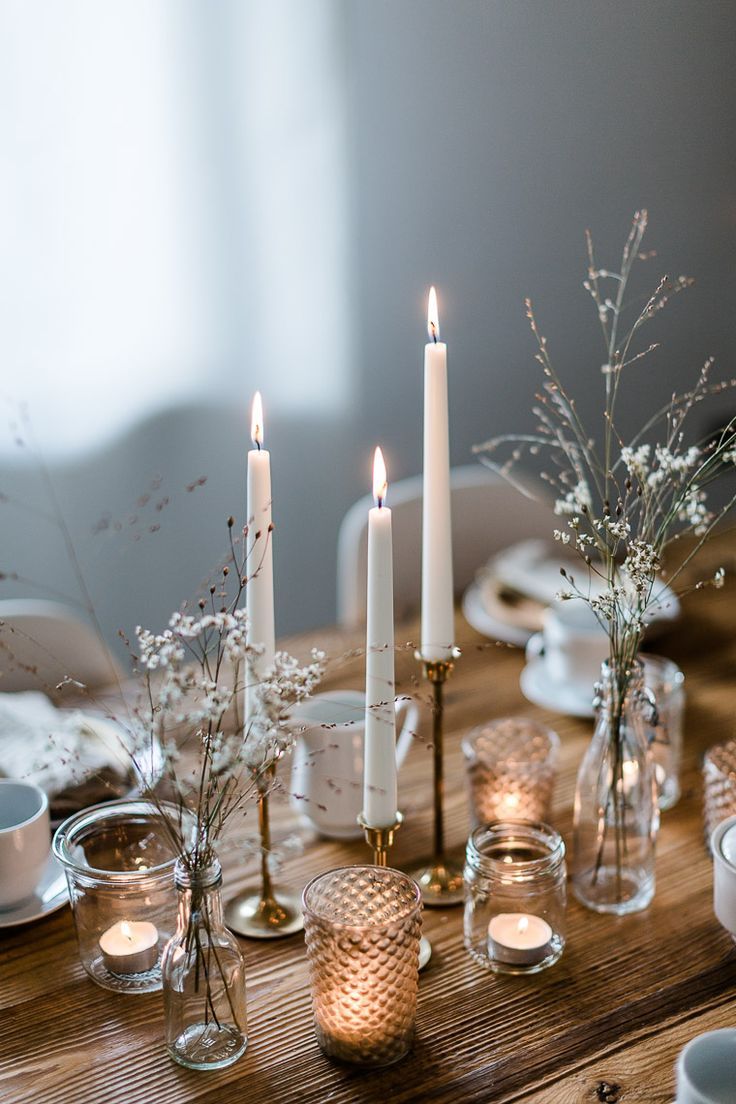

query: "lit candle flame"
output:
372 447 388 507
427 286 440 342
120 920 133 943
251 391 264 449
517 915 529 935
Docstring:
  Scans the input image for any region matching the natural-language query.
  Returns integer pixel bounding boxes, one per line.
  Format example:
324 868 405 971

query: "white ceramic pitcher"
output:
289 690 419 839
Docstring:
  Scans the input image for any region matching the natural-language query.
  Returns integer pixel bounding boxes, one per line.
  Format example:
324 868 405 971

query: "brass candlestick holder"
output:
409 649 465 907
225 763 303 939
358 811 432 970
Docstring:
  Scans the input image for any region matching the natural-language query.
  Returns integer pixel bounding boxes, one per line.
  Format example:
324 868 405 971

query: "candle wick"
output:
377 496 383 509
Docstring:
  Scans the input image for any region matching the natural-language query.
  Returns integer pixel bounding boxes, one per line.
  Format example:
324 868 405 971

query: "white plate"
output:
462 581 534 647
519 655 595 719
0 852 68 928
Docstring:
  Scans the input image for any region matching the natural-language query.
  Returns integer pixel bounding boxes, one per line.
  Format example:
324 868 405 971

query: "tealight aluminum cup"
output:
711 815 736 940
675 1028 736 1103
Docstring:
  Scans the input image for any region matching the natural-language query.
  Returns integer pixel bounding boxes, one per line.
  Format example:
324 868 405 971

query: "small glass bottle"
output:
572 659 659 915
161 856 248 1070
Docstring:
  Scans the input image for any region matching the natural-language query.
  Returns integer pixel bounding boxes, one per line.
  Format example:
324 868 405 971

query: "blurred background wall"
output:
1 0 735 654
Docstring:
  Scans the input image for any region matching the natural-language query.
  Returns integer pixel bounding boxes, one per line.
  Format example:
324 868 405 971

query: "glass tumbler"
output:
53 799 186 993
462 718 559 827
464 821 566 974
704 741 736 849
302 865 422 1066
642 653 685 811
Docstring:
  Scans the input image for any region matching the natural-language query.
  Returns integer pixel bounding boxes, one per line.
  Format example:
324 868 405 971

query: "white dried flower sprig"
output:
475 211 736 674
127 519 326 870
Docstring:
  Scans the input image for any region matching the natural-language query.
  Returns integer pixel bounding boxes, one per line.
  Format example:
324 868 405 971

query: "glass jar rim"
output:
302 864 421 929
462 717 560 764
52 798 189 878
466 820 566 879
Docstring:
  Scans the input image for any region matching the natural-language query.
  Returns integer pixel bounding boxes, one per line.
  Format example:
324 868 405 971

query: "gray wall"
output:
2 0 736 655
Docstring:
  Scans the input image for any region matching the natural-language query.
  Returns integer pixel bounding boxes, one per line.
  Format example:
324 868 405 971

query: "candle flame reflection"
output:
372 447 388 507
251 391 264 449
427 286 440 342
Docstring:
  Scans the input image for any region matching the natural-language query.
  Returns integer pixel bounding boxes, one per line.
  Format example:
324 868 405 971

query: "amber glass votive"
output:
302 866 422 1066
704 741 736 849
462 718 559 827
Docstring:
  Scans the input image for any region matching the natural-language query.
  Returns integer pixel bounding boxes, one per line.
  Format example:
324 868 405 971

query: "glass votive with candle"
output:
642 653 685 811
303 865 422 1066
463 821 566 975
53 799 189 993
704 742 736 850
462 718 560 827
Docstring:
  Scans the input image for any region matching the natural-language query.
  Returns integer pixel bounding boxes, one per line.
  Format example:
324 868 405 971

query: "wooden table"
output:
2 584 736 1104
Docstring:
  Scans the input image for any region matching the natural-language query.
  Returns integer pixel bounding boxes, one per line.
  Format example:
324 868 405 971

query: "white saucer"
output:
519 655 595 719
0 853 69 929
462 581 533 647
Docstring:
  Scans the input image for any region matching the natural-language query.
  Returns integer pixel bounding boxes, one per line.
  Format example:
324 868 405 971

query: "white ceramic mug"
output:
675 1028 736 1103
712 815 736 940
527 600 609 699
0 779 51 909
289 690 419 839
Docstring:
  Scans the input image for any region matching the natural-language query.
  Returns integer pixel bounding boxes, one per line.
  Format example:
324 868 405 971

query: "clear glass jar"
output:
302 865 422 1066
642 653 685 811
572 659 659 915
53 799 184 993
463 821 566 975
162 856 248 1070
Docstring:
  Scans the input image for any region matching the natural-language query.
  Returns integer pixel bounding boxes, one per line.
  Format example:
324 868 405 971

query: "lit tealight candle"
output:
99 919 159 975
487 912 552 966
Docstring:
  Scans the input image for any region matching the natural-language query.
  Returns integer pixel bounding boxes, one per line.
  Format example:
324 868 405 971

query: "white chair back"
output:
336 464 557 628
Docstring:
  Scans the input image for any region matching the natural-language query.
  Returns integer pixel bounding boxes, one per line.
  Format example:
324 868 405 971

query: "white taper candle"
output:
245 391 275 727
363 447 398 828
421 287 455 662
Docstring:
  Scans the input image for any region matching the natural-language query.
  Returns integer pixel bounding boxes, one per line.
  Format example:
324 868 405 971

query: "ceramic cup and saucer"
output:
519 601 608 718
0 778 68 928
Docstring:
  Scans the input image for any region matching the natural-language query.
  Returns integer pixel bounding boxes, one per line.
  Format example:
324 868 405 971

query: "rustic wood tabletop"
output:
1 580 735 1104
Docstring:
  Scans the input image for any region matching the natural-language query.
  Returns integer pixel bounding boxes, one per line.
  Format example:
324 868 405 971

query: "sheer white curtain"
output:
0 0 350 456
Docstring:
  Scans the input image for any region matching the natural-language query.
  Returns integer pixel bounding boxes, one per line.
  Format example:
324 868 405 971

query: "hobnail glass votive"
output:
703 741 736 848
463 821 566 975
462 718 559 827
302 865 422 1067
642 653 685 811
53 799 186 993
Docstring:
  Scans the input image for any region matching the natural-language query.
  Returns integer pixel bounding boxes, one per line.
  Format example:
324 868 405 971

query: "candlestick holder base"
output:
410 858 465 907
224 888 303 939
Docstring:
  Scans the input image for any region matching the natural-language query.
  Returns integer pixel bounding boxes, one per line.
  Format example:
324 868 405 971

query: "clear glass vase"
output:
572 659 659 915
161 856 248 1070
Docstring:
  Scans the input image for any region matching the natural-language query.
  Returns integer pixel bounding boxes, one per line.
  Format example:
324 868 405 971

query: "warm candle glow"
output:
427 286 440 342
120 920 133 943
372 446 388 507
251 390 264 449
517 915 529 934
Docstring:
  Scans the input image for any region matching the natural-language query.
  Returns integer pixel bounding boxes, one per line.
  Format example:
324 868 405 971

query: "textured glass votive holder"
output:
462 718 559 828
302 865 422 1067
703 741 736 850
463 821 566 975
53 800 185 993
642 653 685 812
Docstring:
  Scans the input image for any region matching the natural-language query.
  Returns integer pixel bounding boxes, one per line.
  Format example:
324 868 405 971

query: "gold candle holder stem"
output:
358 813 404 867
225 762 304 939
410 650 465 907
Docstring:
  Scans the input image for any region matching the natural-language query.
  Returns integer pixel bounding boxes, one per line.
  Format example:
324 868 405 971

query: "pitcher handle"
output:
394 697 419 767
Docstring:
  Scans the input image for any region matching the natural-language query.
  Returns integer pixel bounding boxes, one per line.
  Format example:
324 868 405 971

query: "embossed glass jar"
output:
53 799 186 993
303 865 422 1066
463 821 566 974
463 717 559 827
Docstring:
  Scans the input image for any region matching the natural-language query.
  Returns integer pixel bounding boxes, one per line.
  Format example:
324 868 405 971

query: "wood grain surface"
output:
1 581 735 1104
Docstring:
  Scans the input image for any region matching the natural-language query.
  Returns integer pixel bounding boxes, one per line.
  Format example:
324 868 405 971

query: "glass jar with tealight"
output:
463 821 566 975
